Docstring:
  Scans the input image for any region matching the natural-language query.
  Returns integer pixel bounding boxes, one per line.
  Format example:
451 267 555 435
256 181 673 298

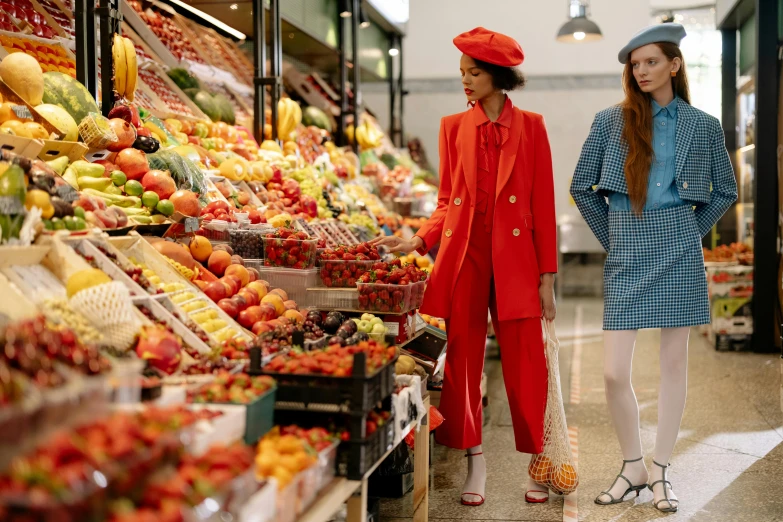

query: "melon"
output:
212 93 235 125
0 52 44 105
35 104 78 141
41 72 99 126
192 91 220 122
302 106 332 132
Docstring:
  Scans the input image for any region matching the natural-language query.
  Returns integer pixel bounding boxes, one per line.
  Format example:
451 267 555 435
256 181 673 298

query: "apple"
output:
370 317 384 327
231 294 248 312
217 298 239 318
361 313 375 323
371 323 386 334
357 320 372 334
204 281 227 302
238 306 264 328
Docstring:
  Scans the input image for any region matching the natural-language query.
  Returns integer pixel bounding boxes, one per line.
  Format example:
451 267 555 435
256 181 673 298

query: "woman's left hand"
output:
539 273 556 321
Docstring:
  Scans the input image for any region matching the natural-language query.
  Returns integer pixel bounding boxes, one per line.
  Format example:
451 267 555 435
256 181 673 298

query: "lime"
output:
51 217 65 230
142 191 160 209
72 216 87 230
73 206 86 219
43 219 54 231
64 216 78 231
111 171 127 187
155 199 174 217
124 180 143 197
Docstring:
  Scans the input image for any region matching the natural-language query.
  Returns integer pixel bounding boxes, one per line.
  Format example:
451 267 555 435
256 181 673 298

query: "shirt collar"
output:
474 96 514 127
652 96 679 118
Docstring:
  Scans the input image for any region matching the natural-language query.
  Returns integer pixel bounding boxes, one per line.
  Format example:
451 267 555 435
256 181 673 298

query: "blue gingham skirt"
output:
603 205 709 330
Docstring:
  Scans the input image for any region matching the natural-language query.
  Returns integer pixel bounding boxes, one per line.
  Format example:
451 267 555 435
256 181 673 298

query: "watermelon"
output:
183 88 200 100
302 106 332 132
167 68 200 91
41 72 99 127
212 93 235 125
192 91 220 122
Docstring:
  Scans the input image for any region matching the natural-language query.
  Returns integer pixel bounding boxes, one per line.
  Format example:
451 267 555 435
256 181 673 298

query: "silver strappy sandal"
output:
594 457 647 505
648 460 679 513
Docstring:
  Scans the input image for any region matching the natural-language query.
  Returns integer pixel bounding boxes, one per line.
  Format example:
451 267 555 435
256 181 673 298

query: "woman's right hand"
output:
370 235 422 254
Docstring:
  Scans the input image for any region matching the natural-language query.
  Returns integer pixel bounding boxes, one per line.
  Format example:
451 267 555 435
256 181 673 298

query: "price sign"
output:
56 184 80 203
184 217 199 233
10 105 32 120
0 196 25 215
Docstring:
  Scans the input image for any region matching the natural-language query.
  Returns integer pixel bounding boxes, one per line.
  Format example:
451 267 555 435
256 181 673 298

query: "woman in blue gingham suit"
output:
570 25 736 513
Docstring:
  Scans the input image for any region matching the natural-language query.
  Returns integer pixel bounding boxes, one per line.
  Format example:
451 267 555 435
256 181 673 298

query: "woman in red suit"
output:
373 27 558 506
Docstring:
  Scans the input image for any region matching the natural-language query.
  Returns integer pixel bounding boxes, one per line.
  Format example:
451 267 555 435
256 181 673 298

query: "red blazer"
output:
416 105 558 321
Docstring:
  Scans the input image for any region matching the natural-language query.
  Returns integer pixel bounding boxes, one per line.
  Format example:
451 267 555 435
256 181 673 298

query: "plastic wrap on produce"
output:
147 149 207 195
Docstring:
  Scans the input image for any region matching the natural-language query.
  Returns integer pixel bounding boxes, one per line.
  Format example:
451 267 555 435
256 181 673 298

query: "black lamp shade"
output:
557 17 603 42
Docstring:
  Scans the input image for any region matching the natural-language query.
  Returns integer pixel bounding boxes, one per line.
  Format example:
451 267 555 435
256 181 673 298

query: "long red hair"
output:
621 42 690 214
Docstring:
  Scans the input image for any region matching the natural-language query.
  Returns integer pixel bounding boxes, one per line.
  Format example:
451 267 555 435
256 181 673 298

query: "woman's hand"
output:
370 235 422 254
539 273 556 321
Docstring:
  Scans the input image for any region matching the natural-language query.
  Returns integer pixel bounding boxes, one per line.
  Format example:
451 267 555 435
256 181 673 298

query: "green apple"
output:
369 317 384 327
357 320 372 334
361 313 375 323
351 318 361 325
371 323 386 334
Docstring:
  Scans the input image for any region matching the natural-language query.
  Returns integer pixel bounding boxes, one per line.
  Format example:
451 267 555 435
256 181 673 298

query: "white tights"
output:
599 328 689 504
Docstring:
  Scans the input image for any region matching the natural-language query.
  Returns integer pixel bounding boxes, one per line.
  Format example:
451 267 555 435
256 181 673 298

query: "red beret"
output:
453 27 524 67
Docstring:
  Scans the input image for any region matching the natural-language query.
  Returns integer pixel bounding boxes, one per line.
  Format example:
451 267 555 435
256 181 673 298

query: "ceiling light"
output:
229 3 237 9
359 7 370 28
163 0 246 39
556 0 602 43
339 0 351 18
388 48 399 57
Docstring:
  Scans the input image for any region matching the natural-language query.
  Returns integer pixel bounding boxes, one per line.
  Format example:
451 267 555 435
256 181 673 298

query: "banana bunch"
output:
277 98 302 141
355 120 382 150
113 34 138 102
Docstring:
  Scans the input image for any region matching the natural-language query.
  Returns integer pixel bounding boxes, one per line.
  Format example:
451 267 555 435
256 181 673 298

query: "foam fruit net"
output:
528 320 579 495
69 282 141 350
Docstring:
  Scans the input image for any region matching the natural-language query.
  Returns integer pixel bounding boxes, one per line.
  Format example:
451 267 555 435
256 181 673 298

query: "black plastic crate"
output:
259 352 397 414
337 413 395 480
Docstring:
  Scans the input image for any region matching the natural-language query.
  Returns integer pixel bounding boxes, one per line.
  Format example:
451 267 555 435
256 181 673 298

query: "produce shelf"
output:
137 62 209 121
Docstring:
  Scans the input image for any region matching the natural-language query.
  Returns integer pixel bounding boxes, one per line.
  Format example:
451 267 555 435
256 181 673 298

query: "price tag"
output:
0 196 25 215
56 184 80 203
10 105 32 120
184 217 199 233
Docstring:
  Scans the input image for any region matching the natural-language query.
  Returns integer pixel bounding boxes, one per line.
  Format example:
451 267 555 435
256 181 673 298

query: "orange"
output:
549 463 578 495
189 235 213 262
528 455 552 485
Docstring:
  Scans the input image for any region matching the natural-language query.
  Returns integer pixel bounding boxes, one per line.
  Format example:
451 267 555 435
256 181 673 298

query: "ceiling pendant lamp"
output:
557 0 603 43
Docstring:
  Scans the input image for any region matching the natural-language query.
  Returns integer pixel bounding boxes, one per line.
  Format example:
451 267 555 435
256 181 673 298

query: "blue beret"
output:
618 23 687 64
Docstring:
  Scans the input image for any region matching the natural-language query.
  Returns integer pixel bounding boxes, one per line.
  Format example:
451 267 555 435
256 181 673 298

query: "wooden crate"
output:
0 80 59 135
37 140 87 162
0 134 45 158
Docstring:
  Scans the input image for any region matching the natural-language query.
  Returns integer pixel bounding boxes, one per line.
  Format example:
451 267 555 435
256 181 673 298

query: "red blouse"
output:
474 96 512 232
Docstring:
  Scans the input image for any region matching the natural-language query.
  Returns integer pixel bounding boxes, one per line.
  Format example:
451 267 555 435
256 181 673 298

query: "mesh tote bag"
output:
528 319 578 495
70 282 142 351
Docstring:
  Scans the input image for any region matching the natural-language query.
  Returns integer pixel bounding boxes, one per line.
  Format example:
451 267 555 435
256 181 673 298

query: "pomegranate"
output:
170 190 200 217
115 148 149 181
135 325 182 374
107 118 137 152
141 170 176 199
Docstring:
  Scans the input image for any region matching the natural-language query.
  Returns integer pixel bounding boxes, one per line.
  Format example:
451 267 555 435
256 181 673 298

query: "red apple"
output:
204 281 227 302
217 298 238 318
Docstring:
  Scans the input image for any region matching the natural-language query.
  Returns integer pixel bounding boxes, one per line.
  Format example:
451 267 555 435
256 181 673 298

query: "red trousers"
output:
435 217 548 454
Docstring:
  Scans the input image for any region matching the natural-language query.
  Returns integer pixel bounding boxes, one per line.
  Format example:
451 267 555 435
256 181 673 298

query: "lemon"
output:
66 269 112 298
25 189 51 212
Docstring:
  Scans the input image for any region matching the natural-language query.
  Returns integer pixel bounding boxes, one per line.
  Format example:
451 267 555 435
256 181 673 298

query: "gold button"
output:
512 228 520 236
454 198 462 206
445 229 453 237
509 195 517 203
682 182 688 189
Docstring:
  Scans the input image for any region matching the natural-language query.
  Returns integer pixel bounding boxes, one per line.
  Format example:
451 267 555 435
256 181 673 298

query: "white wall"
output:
402 0 650 77
365 0 653 218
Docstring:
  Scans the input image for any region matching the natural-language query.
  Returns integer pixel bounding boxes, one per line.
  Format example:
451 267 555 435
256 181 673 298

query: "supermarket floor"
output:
379 298 783 522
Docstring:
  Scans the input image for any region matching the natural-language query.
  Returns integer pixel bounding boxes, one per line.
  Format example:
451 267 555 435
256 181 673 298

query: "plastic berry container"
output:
262 238 318 270
319 259 375 288
356 282 413 314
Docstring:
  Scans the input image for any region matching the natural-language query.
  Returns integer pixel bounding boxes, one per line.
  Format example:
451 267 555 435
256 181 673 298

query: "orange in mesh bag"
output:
529 319 578 495
404 406 444 450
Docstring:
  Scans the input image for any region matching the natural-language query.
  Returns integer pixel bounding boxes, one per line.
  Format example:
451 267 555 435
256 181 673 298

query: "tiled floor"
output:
379 298 783 521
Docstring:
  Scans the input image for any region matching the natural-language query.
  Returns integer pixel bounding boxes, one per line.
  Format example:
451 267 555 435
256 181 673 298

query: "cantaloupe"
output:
0 53 44 105
35 104 78 141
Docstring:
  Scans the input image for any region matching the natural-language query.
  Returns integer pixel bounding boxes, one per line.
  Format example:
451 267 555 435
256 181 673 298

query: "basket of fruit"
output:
317 243 383 288
260 339 397 414
262 228 317 270
188 371 277 444
356 264 430 314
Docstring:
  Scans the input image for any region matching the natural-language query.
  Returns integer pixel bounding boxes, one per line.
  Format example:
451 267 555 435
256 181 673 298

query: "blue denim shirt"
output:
608 97 684 211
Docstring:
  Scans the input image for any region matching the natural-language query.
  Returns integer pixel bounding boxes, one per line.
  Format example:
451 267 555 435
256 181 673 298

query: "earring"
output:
671 71 677 77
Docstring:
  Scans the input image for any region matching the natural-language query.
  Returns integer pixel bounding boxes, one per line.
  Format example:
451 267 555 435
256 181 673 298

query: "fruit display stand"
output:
137 62 210 121
0 31 76 75
120 0 186 68
177 17 252 87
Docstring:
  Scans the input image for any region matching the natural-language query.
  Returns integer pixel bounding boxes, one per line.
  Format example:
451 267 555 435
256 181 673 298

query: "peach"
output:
257 303 278 321
284 309 304 325
252 321 274 335
283 300 298 311
224 264 249 287
269 288 288 302
189 235 212 262
223 275 242 296
246 281 268 299
208 250 232 277
204 281 227 302
261 294 285 317
238 288 259 307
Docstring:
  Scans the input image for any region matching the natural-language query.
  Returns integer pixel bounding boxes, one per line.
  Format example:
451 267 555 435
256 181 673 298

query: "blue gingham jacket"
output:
569 99 737 251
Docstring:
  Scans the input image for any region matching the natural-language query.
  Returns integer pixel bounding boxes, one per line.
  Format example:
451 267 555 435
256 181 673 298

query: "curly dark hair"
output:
473 58 526 91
